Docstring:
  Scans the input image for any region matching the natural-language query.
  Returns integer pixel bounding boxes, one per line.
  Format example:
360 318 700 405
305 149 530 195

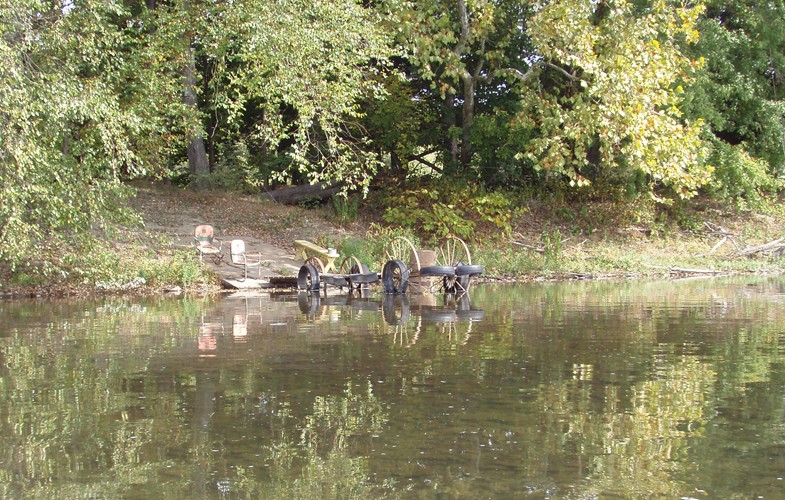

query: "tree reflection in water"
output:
1 279 785 498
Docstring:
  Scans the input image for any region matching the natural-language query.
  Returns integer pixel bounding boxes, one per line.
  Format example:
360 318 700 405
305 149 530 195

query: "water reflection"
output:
1 278 785 497
298 292 483 323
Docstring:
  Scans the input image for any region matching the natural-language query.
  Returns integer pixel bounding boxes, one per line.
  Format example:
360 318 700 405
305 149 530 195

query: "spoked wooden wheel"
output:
339 256 374 289
436 236 471 267
305 256 325 273
385 236 421 273
339 256 368 275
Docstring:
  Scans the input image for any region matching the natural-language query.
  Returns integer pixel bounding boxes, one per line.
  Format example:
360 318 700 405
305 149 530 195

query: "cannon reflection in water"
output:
295 291 484 346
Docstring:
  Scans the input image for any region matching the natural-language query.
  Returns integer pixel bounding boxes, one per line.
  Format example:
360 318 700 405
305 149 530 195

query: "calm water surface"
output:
1 277 785 498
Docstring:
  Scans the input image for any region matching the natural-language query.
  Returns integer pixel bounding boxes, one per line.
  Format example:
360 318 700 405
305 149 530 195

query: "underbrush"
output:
1 233 217 297
352 181 785 279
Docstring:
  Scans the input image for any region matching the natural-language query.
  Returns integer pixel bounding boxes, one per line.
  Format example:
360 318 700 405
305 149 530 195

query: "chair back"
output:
230 239 246 264
194 225 215 246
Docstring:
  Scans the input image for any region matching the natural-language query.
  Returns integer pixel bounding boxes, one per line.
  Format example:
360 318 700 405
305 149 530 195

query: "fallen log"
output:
735 237 785 258
669 267 725 275
262 182 341 205
509 239 545 254
644 264 726 275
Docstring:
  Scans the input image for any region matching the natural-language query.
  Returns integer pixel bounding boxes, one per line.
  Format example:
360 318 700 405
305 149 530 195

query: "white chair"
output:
230 239 261 280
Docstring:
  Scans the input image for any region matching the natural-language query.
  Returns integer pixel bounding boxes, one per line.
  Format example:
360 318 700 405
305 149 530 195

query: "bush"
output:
380 181 520 242
135 251 214 288
704 140 782 211
330 194 361 226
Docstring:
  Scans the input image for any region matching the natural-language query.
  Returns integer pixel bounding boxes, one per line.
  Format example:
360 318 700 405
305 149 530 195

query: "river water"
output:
1 277 784 498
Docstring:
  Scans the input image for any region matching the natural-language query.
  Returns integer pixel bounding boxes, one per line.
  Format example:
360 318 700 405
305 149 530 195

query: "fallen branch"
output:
703 221 736 237
669 267 725 275
735 237 785 257
708 236 728 255
509 239 545 254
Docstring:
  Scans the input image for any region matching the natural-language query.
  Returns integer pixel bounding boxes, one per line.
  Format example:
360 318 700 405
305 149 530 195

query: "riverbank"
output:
3 181 785 300
130 182 785 284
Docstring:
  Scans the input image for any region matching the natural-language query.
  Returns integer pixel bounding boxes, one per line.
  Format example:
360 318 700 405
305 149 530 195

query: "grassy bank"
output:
326 192 785 282
2 182 784 299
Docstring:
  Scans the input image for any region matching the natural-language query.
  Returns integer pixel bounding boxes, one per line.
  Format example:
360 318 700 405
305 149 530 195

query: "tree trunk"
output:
445 93 459 170
262 182 341 205
461 73 475 167
183 45 209 184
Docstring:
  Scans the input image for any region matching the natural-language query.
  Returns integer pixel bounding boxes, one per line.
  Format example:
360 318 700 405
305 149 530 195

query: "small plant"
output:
705 139 782 211
336 237 375 269
136 251 214 288
297 197 323 210
470 191 519 237
10 272 42 287
542 229 564 268
330 194 360 226
472 246 543 276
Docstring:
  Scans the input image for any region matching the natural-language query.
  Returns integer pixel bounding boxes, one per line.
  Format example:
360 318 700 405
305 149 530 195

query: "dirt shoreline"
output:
3 181 784 300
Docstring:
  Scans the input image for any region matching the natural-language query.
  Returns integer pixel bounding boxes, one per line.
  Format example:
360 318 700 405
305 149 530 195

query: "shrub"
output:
705 140 782 211
380 181 519 242
330 194 361 226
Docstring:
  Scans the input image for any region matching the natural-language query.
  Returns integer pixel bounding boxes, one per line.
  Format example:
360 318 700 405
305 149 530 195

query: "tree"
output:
0 0 392 275
681 0 785 203
384 0 533 175
515 0 712 198
191 0 392 193
0 0 154 271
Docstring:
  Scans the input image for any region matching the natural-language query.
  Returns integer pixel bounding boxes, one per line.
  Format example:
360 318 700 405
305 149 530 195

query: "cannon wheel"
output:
385 236 421 274
382 259 409 294
339 256 372 290
436 236 471 267
297 263 321 291
339 256 368 275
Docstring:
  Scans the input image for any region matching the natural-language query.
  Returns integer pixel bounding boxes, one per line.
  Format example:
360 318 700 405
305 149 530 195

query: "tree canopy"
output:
2 0 784 271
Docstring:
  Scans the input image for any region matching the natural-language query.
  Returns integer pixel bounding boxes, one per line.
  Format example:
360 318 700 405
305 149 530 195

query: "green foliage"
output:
381 0 535 175
0 0 171 271
336 237 377 272
71 241 213 290
469 190 519 237
382 188 476 241
472 246 544 276
330 194 361 226
381 182 519 242
207 140 262 193
470 111 536 187
5 0 785 284
682 1 785 176
215 0 392 194
703 139 783 210
519 0 711 198
135 252 214 288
